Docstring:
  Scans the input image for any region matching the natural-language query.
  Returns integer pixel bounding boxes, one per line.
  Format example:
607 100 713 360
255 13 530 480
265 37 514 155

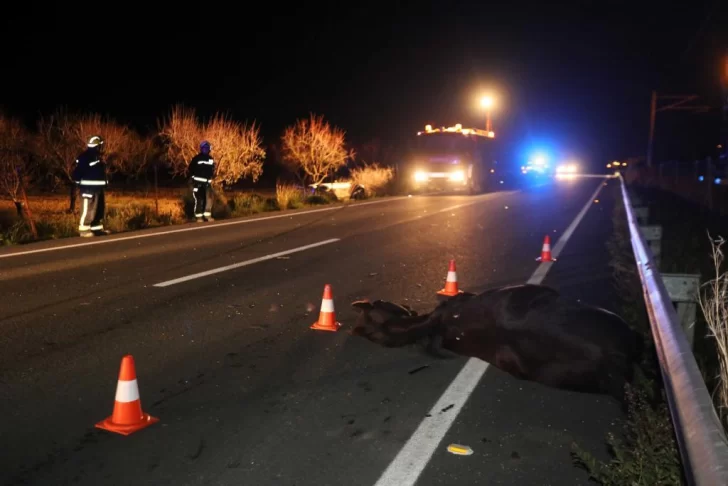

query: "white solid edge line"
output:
0 196 409 260
372 178 608 486
373 358 489 486
153 238 341 287
526 178 606 285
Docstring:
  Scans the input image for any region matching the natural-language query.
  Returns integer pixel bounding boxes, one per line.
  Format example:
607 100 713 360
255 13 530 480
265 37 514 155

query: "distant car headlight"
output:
449 170 465 181
556 164 578 174
414 171 427 182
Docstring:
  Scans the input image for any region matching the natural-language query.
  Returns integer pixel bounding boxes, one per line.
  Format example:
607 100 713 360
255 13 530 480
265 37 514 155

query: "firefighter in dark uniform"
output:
72 135 109 237
188 140 215 222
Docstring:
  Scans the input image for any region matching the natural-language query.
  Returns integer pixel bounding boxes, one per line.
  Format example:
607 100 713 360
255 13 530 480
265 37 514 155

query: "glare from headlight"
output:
556 164 578 174
414 171 427 182
449 170 465 181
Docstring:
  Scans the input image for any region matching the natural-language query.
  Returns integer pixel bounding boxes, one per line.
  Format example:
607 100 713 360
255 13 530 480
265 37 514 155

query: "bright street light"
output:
479 95 495 131
480 96 494 109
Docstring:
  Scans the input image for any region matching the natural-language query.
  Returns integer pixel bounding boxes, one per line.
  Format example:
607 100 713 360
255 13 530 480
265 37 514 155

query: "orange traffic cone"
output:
437 259 464 296
96 355 159 436
536 235 556 262
311 284 341 332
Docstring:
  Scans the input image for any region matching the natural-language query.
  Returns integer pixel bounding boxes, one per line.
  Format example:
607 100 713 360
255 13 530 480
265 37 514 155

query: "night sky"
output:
3 1 726 169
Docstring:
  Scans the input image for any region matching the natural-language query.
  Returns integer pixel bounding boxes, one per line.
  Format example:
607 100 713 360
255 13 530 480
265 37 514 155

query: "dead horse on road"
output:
350 284 644 403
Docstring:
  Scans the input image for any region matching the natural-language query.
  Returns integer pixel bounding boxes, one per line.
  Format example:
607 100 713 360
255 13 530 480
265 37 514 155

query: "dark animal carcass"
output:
350 284 644 403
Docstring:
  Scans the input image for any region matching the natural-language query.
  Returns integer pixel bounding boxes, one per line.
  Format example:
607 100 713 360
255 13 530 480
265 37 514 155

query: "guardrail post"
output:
634 207 649 225
630 192 643 207
661 273 701 348
639 224 662 269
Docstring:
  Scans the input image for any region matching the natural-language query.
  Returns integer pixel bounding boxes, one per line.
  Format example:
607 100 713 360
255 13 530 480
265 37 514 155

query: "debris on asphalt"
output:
369 272 378 277
441 404 454 413
408 365 430 375
447 444 474 456
511 451 521 459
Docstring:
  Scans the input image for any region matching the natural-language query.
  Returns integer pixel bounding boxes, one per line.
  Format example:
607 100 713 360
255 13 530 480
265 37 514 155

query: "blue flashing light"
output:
698 175 705 181
530 153 548 167
715 178 722 185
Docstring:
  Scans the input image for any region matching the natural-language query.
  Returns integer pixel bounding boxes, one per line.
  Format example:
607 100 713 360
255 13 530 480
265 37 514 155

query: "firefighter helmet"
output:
87 135 105 148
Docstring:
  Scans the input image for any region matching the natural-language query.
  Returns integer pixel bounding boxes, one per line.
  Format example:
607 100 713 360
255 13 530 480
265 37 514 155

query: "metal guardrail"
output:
619 174 728 485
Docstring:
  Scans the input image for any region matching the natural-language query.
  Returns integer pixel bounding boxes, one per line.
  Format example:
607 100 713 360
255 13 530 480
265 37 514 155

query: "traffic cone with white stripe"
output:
96 355 159 435
311 284 341 332
536 235 556 262
437 259 464 296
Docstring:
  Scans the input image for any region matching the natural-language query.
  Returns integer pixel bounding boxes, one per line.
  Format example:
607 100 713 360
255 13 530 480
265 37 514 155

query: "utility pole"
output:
721 51 728 161
645 91 710 168
647 91 657 167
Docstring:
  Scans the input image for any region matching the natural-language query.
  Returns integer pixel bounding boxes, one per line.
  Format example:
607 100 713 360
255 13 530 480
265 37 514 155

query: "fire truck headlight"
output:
414 171 427 182
449 170 465 181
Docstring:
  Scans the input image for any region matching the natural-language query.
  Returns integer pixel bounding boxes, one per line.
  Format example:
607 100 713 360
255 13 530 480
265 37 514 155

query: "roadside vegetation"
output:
0 108 397 245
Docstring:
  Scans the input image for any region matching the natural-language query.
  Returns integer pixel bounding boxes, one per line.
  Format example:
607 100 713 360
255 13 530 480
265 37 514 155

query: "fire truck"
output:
403 123 505 195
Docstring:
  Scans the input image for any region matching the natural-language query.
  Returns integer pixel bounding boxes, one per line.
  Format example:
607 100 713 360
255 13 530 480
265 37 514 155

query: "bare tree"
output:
75 113 139 177
205 113 265 186
281 113 351 185
157 105 200 178
159 104 265 187
0 113 38 237
0 114 31 215
117 131 157 180
36 108 139 211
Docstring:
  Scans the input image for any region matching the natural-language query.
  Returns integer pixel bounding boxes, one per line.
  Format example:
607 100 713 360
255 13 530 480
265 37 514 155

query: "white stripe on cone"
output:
446 271 458 282
115 379 141 403
542 244 550 251
320 298 335 313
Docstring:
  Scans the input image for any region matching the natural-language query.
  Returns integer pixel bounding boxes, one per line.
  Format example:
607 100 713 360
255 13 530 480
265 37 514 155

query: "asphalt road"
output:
0 177 621 486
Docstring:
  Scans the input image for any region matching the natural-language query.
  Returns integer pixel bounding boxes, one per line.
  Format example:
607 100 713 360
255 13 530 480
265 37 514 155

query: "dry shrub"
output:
159 105 265 187
0 193 183 244
276 182 304 209
350 163 394 196
698 233 728 428
105 202 183 233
